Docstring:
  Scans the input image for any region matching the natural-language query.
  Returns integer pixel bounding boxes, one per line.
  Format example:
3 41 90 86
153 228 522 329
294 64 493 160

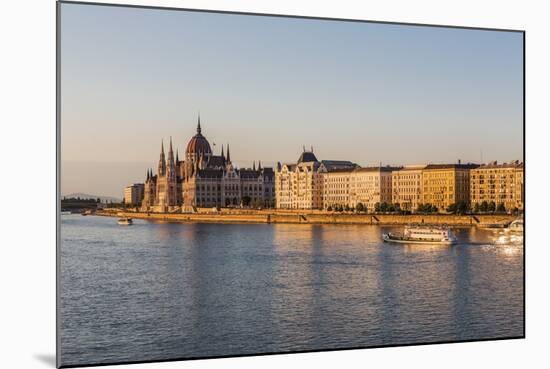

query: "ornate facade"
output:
275 149 357 210
140 116 274 212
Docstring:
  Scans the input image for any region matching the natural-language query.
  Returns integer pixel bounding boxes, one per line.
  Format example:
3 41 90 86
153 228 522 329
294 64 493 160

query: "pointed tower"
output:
167 136 176 176
158 139 166 176
253 161 256 171
226 143 231 163
258 161 262 171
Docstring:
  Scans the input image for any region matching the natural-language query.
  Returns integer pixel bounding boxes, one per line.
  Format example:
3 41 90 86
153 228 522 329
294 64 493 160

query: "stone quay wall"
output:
96 209 516 226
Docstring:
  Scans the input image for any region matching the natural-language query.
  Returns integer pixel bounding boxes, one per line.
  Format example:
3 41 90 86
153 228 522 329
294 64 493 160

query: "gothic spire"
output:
253 161 256 171
176 148 179 163
258 160 262 170
226 143 231 163
158 139 166 176
221 144 225 159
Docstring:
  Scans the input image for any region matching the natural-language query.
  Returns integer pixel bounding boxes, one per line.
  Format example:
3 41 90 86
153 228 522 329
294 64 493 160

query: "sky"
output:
60 3 523 198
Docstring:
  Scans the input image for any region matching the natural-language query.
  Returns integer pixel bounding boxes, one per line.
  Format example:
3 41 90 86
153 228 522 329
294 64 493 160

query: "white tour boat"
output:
117 217 133 225
383 225 457 245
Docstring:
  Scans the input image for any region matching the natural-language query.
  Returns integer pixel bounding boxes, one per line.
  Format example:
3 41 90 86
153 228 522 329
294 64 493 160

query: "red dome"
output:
186 118 212 156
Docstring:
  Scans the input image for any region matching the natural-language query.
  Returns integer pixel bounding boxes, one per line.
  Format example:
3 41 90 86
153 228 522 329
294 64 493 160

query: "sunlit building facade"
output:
421 163 479 211
470 160 524 211
124 183 144 206
392 165 426 211
349 167 397 212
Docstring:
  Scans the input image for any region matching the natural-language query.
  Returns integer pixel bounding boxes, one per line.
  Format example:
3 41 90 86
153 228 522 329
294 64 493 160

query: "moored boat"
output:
117 217 133 225
506 218 523 233
383 225 457 245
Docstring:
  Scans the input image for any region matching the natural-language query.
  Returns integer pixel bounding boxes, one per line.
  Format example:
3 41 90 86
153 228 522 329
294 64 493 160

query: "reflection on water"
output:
59 216 524 366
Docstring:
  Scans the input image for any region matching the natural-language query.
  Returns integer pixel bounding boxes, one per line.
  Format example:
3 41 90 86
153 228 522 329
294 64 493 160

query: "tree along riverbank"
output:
95 209 516 227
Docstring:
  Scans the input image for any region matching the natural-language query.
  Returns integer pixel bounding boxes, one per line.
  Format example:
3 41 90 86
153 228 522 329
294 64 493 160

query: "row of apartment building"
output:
275 151 524 213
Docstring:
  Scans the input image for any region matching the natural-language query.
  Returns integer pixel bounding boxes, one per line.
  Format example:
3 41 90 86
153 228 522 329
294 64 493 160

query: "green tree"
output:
344 204 350 212
473 203 480 213
496 203 506 213
488 201 496 212
356 203 365 213
446 203 458 213
327 205 333 212
380 202 388 212
456 201 468 214
480 201 489 212
242 196 251 207
374 202 381 213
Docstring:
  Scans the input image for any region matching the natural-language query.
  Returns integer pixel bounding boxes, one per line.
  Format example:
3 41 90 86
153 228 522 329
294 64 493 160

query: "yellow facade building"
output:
421 163 478 211
470 160 524 211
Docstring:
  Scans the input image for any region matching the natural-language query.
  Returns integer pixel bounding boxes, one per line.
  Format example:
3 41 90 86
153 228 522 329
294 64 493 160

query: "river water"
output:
59 214 524 366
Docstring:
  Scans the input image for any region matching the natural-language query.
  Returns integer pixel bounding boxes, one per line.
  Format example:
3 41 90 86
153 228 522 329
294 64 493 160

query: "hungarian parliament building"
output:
139 116 275 212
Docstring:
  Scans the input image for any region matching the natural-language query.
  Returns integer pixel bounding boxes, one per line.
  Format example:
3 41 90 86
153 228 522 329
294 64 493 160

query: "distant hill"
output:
62 193 121 203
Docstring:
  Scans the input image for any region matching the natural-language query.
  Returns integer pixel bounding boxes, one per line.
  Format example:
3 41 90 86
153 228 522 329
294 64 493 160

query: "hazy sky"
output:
60 3 523 198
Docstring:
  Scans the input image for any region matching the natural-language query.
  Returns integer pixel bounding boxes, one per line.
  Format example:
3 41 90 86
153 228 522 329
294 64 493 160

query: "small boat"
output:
117 217 133 225
383 225 457 245
506 218 523 233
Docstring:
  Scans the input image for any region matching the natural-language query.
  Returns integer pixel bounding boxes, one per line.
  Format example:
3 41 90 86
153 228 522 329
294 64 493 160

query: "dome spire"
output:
197 112 202 134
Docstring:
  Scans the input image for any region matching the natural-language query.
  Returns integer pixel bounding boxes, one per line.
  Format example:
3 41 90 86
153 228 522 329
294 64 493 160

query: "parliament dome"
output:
186 117 212 156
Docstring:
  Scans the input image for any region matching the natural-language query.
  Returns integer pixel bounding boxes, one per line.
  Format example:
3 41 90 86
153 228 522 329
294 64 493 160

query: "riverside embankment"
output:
96 209 516 226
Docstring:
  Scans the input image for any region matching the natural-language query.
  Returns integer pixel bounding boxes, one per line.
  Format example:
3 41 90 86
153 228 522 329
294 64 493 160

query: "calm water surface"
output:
59 215 524 366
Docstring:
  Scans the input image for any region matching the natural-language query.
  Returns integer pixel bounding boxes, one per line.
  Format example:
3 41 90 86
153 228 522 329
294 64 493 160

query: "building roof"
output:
297 151 318 163
320 160 357 172
197 168 223 179
208 155 225 168
262 168 274 179
394 165 427 172
473 160 523 170
423 163 479 170
239 169 261 179
355 166 402 173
